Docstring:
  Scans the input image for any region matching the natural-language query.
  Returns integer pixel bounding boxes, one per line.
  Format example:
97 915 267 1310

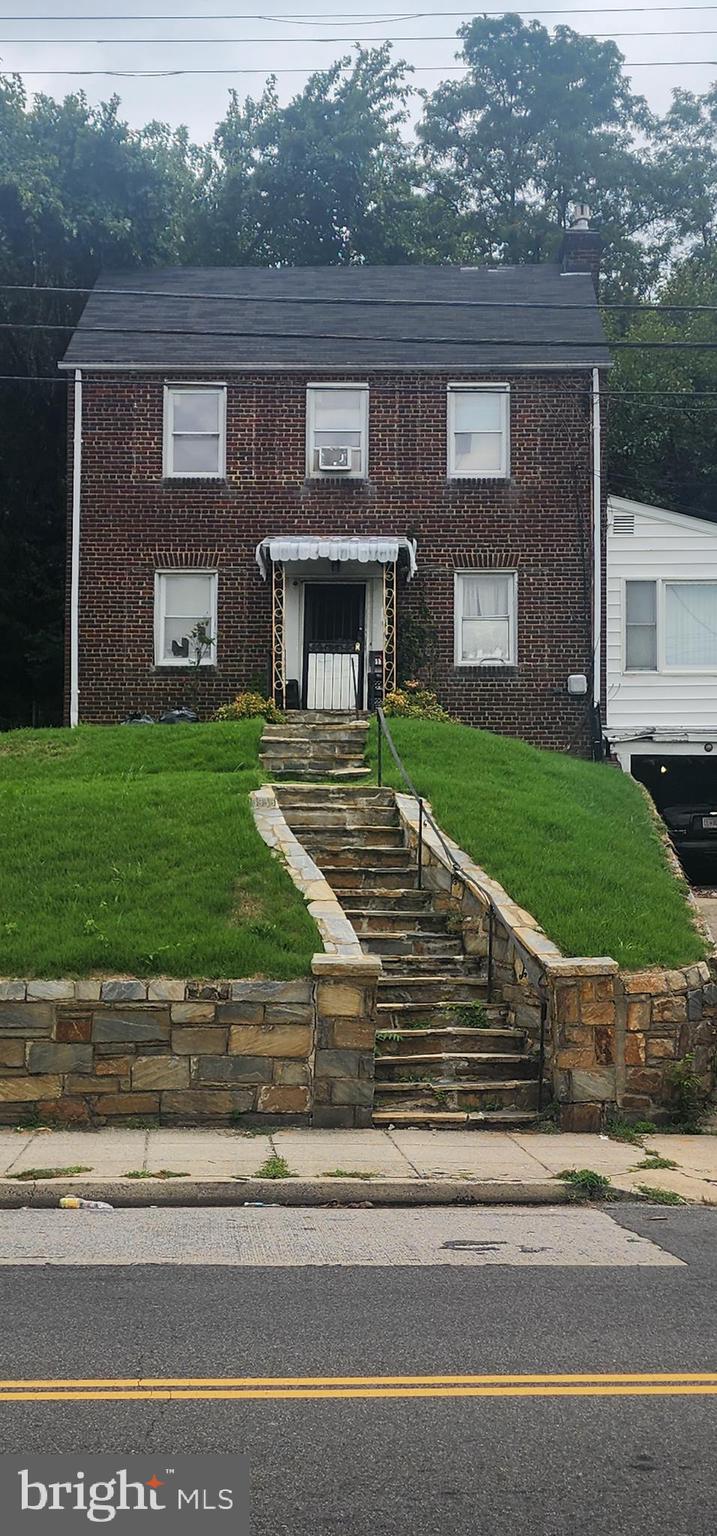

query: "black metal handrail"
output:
375 706 550 1098
376 704 491 975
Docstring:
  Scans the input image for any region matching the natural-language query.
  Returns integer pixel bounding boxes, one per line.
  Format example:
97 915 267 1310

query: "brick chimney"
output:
560 203 602 293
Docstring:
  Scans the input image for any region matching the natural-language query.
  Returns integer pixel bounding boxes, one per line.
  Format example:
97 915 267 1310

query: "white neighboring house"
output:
606 494 717 775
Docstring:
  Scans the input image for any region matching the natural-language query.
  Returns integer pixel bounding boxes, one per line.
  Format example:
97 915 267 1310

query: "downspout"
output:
591 366 602 735
69 367 82 727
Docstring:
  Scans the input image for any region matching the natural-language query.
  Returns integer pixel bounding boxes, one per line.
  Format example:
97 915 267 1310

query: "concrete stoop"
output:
274 781 542 1129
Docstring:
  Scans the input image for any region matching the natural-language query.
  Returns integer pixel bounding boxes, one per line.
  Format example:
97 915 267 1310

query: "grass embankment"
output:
371 718 706 970
0 723 317 978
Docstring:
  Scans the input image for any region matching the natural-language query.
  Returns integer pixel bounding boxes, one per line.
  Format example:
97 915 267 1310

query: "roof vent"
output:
612 510 635 536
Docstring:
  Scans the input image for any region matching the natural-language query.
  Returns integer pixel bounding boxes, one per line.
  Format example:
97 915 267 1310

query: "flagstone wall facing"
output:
395 794 717 1129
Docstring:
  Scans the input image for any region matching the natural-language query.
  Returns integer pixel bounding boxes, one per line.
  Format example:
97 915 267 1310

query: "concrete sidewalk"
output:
0 1126 715 1207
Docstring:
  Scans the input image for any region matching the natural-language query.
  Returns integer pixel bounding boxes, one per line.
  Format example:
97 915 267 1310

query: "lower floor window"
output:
154 570 218 665
454 570 517 666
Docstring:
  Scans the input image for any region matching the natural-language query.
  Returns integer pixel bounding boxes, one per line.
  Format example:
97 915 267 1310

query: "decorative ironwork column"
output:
384 558 397 695
271 559 286 709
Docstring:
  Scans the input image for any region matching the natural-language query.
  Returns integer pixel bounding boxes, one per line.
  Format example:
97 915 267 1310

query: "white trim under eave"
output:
57 360 610 374
70 368 82 728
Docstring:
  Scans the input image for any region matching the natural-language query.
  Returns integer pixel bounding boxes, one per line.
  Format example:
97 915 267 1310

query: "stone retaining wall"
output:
395 794 717 1128
0 964 379 1128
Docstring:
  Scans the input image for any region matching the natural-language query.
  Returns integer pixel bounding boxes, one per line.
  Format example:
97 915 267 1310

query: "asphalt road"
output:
0 1203 715 1535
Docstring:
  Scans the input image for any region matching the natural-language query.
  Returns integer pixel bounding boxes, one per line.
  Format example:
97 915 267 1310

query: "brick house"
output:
61 214 609 752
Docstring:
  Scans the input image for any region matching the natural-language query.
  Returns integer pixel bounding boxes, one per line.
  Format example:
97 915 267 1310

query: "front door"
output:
302 583 365 710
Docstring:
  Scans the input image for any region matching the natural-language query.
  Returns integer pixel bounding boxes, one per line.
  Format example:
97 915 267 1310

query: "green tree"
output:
192 48 421 266
607 249 717 520
656 86 717 252
0 77 201 727
417 16 661 293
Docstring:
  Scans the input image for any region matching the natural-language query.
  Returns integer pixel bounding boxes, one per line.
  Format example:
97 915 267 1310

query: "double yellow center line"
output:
0 1374 715 1401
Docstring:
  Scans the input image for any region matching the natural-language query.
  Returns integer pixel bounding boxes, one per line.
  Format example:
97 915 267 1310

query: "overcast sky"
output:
3 2 716 142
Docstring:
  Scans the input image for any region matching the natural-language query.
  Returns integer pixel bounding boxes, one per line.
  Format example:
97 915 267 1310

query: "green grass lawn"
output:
371 718 707 970
0 723 317 979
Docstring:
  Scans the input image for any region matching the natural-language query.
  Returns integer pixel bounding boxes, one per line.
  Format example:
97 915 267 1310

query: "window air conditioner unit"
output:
318 445 352 472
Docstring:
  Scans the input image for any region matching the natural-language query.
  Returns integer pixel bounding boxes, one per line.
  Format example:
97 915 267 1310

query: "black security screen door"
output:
302 583 365 709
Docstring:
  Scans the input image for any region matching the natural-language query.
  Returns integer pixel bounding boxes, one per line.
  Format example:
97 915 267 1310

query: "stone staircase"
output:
260 712 370 780
274 782 541 1128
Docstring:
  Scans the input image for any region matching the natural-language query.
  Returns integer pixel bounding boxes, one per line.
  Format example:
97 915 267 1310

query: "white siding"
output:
607 497 717 736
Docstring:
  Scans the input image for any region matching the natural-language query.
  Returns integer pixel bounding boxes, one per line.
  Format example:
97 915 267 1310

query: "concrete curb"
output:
0 1176 578 1209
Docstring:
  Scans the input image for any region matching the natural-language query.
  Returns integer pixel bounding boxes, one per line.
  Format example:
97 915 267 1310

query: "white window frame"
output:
624 578 658 674
154 569 218 668
454 569 518 669
623 577 717 675
306 382 369 480
163 383 227 479
447 383 511 480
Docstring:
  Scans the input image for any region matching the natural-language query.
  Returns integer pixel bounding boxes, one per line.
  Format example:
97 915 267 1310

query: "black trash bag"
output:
121 711 156 725
158 707 199 725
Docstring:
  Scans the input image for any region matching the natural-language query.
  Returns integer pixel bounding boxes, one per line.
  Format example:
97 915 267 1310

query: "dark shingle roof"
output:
61 264 610 371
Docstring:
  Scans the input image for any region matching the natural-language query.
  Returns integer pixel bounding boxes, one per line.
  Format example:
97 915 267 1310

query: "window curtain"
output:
461 575 510 618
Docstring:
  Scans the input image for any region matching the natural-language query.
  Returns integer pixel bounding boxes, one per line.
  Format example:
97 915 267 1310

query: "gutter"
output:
591 366 602 711
69 368 82 728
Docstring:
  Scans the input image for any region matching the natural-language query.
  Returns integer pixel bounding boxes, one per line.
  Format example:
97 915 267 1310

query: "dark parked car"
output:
662 802 717 879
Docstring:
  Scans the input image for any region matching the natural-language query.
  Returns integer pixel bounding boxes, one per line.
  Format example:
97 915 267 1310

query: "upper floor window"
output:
154 570 217 666
447 385 510 479
454 570 517 666
625 579 717 671
163 385 226 478
307 384 368 479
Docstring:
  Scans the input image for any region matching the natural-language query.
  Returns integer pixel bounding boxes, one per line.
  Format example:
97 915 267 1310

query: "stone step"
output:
375 1053 537 1083
260 760 370 779
373 1079 540 1112
286 807 399 830
337 888 432 911
375 1025 522 1055
264 721 370 737
262 729 369 747
299 828 406 851
286 711 370 725
378 972 487 1004
377 997 499 1018
361 933 464 958
319 848 415 872
345 909 451 937
372 1108 540 1130
261 741 367 762
276 787 395 809
376 1001 507 1029
325 872 420 897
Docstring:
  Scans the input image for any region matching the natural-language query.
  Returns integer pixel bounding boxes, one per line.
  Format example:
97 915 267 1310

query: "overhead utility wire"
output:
5 375 717 409
10 4 717 17
7 59 715 73
9 27 717 39
4 280 717 318
3 319 717 349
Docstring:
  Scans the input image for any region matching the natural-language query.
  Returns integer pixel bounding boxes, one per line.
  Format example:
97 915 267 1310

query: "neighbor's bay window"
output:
455 571 517 666
163 385 226 478
307 384 368 478
154 571 218 666
448 385 510 479
626 580 717 671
